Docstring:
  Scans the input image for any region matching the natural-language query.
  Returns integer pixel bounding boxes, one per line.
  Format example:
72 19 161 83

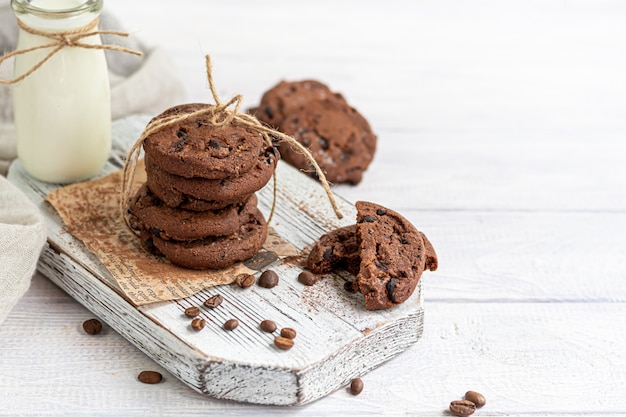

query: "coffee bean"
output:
298 271 317 286
258 270 279 288
82 318 103 335
274 336 294 350
449 399 476 417
138 370 162 384
184 306 201 318
191 317 205 331
224 319 239 331
349 378 364 395
465 391 486 408
260 320 277 333
280 327 297 339
235 273 255 288
204 294 223 309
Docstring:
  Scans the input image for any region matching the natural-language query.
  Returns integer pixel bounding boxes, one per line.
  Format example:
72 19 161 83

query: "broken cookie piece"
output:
307 201 437 310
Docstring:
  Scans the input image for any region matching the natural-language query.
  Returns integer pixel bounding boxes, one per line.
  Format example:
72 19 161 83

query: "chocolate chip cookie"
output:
251 80 377 185
140 208 268 270
128 184 258 241
144 145 278 207
306 201 438 310
143 103 264 179
354 201 436 310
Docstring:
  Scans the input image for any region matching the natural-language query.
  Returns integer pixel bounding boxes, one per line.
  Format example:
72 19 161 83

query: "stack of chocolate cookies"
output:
128 103 279 270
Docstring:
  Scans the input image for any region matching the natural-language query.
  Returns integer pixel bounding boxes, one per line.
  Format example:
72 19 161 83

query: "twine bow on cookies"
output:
120 55 343 231
0 18 142 85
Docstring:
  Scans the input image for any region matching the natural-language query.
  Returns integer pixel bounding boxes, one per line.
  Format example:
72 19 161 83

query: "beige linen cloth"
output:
0 2 187 325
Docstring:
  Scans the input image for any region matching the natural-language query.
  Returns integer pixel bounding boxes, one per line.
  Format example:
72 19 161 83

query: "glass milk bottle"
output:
12 0 111 183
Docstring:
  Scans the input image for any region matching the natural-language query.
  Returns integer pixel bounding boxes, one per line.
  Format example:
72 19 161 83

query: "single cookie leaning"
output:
141 208 268 270
252 80 377 185
143 103 264 179
128 184 258 241
306 201 438 310
144 145 278 208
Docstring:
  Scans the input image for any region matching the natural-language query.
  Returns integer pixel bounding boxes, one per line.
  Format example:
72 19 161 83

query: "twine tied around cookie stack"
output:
120 55 343 231
0 18 142 85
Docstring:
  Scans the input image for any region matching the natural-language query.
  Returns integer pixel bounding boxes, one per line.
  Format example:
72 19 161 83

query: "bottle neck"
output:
12 0 102 31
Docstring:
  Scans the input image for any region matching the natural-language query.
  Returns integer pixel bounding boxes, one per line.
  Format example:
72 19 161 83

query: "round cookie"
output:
140 209 268 270
128 184 258 241
354 201 437 310
143 103 264 179
278 98 377 185
144 145 278 205
252 80 376 185
146 175 253 211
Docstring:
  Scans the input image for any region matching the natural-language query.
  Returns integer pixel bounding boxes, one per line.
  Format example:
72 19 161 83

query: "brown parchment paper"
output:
45 161 297 306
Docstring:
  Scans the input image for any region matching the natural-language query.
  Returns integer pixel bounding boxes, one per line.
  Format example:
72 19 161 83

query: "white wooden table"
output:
2 1 626 415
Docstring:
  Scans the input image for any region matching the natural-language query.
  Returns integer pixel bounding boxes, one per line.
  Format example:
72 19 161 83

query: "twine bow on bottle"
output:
0 18 142 85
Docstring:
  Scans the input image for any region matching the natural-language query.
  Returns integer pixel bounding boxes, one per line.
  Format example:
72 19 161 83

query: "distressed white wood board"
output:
7 115 428 406
4 277 626 416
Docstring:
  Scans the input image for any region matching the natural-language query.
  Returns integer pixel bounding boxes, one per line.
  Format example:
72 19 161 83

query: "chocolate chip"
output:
191 317 205 331
173 128 187 152
258 270 279 288
82 318 102 335
184 306 201 318
176 128 188 139
223 319 239 331
172 139 185 152
349 378 364 395
318 136 329 150
344 281 356 293
150 226 164 238
360 215 376 223
376 208 387 215
322 248 333 259
138 370 163 384
399 237 409 245
264 106 274 119
280 328 297 339
386 277 399 302
204 294 223 308
144 236 157 252
208 139 222 149
260 320 277 333
375 260 388 271
298 271 317 286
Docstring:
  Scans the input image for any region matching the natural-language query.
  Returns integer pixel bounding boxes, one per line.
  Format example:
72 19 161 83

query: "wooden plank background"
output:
2 0 626 415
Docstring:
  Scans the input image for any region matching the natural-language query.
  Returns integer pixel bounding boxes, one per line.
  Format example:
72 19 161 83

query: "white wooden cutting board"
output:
7 115 425 406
